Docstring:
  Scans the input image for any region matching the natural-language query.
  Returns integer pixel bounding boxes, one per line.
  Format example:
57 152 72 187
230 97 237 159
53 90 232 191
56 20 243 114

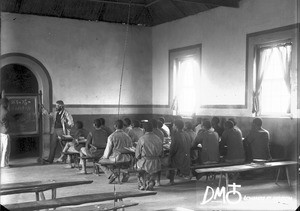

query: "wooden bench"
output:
4 191 157 211
80 155 101 174
59 135 74 148
119 163 241 181
56 201 138 211
195 160 298 191
1 180 93 201
190 161 245 170
190 158 289 180
190 162 246 181
96 161 132 184
63 151 81 166
62 153 100 174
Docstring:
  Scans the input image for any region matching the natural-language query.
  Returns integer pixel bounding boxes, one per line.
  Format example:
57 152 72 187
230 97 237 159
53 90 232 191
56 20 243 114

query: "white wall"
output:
1 13 152 114
151 0 298 116
1 0 299 116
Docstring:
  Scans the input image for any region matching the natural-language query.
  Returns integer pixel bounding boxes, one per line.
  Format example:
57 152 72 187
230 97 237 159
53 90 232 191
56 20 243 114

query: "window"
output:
247 25 297 117
169 45 201 116
174 58 199 115
253 43 292 115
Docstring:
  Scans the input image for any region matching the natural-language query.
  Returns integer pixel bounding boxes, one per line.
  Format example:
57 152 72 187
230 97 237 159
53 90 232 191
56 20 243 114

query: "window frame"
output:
257 41 292 116
246 25 298 118
169 44 202 116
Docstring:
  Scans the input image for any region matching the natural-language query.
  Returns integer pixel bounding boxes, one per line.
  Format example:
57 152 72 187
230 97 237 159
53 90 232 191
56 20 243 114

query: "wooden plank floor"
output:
1 157 299 211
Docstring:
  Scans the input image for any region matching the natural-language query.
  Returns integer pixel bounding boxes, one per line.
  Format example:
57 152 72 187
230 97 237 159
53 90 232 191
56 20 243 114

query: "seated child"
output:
56 121 88 167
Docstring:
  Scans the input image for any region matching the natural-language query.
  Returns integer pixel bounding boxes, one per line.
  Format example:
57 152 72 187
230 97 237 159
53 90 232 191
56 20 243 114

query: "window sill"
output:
257 113 294 119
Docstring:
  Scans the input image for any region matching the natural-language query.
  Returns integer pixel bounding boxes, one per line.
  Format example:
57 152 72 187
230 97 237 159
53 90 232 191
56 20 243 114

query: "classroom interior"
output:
1 0 300 210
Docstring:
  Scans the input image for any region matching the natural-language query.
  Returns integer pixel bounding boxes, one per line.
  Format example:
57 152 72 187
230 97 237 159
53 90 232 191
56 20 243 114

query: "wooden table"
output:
1 179 93 201
4 191 157 211
195 161 297 191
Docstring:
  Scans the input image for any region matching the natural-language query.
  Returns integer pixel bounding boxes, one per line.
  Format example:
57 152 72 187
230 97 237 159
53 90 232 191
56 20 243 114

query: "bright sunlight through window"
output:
260 45 291 115
175 58 199 116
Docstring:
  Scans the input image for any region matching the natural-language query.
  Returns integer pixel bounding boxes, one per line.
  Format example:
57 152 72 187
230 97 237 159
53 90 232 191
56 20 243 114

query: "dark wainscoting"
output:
190 116 298 161
71 114 298 161
71 114 155 134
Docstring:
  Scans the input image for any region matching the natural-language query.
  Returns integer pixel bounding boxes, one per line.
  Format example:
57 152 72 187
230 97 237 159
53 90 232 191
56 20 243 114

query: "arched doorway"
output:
0 53 53 163
1 64 39 158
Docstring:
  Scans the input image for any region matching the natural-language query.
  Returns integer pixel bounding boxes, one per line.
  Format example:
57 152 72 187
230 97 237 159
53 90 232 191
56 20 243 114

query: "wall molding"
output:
200 105 247 109
60 104 170 108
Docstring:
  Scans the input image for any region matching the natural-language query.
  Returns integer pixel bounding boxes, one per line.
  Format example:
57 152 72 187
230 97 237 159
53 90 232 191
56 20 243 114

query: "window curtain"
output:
171 60 185 113
252 47 273 115
277 45 292 113
171 60 179 112
172 57 200 115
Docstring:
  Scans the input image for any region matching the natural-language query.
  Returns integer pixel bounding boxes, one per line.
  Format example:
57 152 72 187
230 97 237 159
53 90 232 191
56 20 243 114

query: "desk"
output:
195 161 297 191
1 179 93 201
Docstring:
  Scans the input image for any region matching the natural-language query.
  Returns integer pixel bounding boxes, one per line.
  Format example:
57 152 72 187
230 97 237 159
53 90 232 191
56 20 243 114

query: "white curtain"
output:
253 43 292 115
171 60 179 112
278 45 292 113
252 47 273 115
173 59 199 115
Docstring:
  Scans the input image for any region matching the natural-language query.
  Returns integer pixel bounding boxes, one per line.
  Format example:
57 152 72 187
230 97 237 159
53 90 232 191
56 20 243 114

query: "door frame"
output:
1 53 53 161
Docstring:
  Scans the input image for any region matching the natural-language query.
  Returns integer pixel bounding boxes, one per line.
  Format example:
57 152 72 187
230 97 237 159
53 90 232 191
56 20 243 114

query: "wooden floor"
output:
1 157 299 211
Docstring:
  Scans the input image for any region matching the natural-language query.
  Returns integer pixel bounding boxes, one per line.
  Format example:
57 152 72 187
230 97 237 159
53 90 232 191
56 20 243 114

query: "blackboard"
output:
7 95 39 135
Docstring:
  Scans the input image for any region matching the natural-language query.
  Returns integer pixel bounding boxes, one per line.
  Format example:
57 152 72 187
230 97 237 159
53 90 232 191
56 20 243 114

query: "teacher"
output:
42 100 74 164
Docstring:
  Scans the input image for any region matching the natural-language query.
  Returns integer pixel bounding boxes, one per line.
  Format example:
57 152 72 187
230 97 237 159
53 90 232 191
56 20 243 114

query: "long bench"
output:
152 159 291 182
57 201 139 211
62 151 101 174
95 159 246 183
63 151 80 166
96 161 132 184
81 155 101 174
1 180 93 201
195 160 297 191
4 191 157 211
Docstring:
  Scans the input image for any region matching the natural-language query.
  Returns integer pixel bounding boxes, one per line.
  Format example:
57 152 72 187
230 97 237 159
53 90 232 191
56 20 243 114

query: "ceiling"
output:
1 0 241 27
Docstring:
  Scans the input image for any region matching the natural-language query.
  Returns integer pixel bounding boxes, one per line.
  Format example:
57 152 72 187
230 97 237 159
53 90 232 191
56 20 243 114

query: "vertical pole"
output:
117 1 131 119
38 90 44 163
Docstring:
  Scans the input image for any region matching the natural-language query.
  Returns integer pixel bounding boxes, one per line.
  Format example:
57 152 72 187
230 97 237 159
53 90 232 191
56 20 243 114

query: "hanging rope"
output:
117 0 132 119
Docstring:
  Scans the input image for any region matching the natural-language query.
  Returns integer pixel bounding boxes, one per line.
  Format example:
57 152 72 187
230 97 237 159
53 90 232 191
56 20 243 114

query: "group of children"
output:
190 116 271 165
42 106 272 190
